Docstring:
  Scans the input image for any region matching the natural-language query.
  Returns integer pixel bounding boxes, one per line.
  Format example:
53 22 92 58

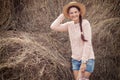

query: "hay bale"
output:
91 18 120 80
0 31 73 80
0 0 120 80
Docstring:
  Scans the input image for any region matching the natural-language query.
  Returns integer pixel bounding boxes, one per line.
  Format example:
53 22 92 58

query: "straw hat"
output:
63 1 86 18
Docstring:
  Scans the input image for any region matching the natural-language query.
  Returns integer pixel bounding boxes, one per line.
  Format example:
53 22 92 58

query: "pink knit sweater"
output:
50 14 95 61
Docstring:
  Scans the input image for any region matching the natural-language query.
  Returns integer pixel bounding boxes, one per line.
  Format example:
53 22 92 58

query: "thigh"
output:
82 59 95 78
85 59 95 73
71 58 81 80
83 71 91 78
71 58 81 70
73 70 79 80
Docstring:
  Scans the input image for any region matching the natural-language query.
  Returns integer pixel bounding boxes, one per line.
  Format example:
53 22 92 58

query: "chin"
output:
72 19 79 22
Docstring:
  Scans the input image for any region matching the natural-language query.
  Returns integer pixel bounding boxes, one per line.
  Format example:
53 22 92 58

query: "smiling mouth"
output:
72 17 78 19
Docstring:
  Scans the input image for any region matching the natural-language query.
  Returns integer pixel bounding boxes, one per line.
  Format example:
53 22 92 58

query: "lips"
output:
72 16 78 19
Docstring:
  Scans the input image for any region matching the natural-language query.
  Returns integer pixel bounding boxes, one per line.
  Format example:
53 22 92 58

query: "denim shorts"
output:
71 58 95 73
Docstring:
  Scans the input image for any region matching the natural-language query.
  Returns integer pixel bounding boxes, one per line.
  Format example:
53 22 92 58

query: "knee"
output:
82 77 89 80
83 71 91 78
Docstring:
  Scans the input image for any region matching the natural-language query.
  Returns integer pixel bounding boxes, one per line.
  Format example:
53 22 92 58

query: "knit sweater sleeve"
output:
81 20 92 62
50 14 68 32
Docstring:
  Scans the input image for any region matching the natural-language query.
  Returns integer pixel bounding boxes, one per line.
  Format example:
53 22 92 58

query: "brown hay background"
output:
0 0 120 80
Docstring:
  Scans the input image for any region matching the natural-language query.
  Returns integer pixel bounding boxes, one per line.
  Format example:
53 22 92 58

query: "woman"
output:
50 1 95 80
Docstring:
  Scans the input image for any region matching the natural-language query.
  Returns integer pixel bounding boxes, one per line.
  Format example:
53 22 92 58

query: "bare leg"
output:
77 70 84 80
77 71 91 80
83 71 91 78
82 71 91 80
73 70 79 80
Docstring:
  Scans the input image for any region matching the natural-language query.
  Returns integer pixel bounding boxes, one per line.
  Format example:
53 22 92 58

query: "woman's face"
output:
68 7 80 22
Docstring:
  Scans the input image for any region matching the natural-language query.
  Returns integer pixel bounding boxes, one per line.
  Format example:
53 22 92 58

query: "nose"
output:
72 13 77 17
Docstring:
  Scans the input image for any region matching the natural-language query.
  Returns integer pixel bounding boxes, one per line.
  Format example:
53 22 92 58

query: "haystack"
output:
0 0 120 80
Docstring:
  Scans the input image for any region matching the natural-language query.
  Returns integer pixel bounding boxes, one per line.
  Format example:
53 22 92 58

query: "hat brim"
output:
63 2 86 18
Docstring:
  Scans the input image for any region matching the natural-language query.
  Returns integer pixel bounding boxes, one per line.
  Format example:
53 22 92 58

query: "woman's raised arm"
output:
50 14 68 32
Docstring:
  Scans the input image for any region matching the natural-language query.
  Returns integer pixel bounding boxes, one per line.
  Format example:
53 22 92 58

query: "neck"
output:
74 20 79 24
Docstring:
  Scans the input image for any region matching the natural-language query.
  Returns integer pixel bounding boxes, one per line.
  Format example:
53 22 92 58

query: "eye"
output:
69 12 73 14
75 11 78 13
